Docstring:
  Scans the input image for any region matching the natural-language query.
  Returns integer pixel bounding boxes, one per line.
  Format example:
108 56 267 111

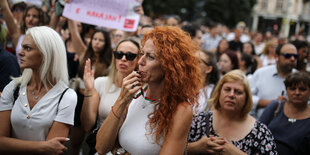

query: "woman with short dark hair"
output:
260 72 310 155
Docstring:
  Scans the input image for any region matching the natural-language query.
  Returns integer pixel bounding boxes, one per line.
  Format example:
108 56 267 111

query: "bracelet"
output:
84 94 92 97
111 106 120 120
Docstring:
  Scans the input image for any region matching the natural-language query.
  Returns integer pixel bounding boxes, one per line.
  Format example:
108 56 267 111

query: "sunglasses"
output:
281 53 298 59
113 51 137 61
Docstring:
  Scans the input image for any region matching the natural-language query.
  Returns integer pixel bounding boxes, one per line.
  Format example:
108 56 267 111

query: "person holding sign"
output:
95 26 201 155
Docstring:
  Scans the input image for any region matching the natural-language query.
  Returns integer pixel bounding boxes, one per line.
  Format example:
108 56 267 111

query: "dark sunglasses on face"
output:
113 51 137 61
281 53 298 59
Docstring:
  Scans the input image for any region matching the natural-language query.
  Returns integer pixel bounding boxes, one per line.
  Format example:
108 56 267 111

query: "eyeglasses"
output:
113 51 137 61
13 8 24 12
200 59 210 66
281 53 298 59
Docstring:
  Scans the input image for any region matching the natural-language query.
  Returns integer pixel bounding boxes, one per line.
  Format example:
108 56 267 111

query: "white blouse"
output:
0 81 77 141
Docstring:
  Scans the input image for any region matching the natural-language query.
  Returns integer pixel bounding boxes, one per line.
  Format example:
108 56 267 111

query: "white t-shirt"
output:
193 84 215 114
260 54 276 67
94 76 121 127
0 81 77 141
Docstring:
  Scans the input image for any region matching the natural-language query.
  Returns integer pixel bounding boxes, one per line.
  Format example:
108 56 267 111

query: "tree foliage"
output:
203 0 256 28
142 0 256 28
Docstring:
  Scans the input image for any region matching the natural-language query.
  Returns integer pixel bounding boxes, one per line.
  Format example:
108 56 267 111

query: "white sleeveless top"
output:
118 90 161 155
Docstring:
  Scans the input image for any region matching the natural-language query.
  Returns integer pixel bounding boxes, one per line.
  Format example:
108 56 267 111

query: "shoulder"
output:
254 65 275 75
94 76 109 88
57 82 77 104
254 120 274 137
61 88 77 102
0 81 17 111
95 76 109 83
175 102 193 117
173 102 193 125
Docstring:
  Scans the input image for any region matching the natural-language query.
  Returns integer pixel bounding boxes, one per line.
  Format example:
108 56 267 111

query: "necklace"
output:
30 89 42 100
287 105 297 123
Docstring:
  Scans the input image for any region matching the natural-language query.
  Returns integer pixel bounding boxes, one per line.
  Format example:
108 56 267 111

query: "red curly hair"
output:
141 26 201 144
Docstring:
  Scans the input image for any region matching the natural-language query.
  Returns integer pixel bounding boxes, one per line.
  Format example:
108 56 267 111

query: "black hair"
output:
241 41 256 55
201 50 220 85
181 23 200 39
290 40 308 51
284 72 310 89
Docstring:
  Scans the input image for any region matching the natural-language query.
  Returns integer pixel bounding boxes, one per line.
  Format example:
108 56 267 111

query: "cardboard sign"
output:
63 0 143 32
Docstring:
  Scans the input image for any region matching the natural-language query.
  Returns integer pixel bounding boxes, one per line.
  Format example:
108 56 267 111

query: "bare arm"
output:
49 12 60 31
257 99 272 108
81 59 100 131
68 19 87 60
0 0 20 50
95 71 142 154
159 102 193 155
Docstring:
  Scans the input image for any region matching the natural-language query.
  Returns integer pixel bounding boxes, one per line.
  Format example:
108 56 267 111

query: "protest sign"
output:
63 0 143 32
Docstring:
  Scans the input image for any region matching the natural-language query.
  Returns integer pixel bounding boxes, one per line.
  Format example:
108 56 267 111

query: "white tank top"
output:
118 92 162 155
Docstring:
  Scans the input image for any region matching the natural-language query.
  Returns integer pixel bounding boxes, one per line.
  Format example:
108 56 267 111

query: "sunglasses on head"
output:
281 53 298 59
113 51 137 61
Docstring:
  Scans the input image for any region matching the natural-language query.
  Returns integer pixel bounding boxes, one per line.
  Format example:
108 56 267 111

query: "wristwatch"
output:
115 148 126 155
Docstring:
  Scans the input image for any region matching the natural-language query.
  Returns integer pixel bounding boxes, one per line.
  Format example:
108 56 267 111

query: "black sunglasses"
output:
113 51 138 61
281 53 298 59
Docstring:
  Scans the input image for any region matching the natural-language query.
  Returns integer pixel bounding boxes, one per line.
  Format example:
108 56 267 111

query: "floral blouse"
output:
189 111 278 155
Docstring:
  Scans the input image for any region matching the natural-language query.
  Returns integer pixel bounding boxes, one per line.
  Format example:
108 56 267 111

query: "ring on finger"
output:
131 84 136 89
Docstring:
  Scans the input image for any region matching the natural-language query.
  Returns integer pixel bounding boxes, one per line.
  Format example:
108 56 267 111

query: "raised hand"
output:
0 0 8 7
83 59 95 92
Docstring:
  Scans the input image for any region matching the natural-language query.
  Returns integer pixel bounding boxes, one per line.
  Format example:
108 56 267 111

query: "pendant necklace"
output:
30 88 42 100
287 106 296 123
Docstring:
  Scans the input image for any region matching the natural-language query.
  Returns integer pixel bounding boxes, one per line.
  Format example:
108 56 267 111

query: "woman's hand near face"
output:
118 71 142 105
83 59 95 93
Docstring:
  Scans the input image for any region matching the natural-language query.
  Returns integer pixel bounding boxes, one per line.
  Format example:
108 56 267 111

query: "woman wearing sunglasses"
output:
81 39 140 154
95 26 201 155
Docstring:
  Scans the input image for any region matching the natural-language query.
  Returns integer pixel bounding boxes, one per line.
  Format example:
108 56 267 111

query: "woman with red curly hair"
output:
96 26 201 154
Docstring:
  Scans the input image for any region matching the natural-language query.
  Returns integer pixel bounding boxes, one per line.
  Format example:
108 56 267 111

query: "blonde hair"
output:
208 70 252 118
105 39 140 93
262 39 278 55
14 26 68 88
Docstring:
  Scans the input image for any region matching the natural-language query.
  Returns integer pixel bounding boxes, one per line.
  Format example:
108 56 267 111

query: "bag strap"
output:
13 83 21 105
273 100 283 118
56 88 69 115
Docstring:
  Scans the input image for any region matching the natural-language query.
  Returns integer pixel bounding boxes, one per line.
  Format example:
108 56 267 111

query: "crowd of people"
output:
0 0 309 155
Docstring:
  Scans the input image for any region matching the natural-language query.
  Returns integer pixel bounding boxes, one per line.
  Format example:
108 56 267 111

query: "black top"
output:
259 100 310 155
0 48 20 91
